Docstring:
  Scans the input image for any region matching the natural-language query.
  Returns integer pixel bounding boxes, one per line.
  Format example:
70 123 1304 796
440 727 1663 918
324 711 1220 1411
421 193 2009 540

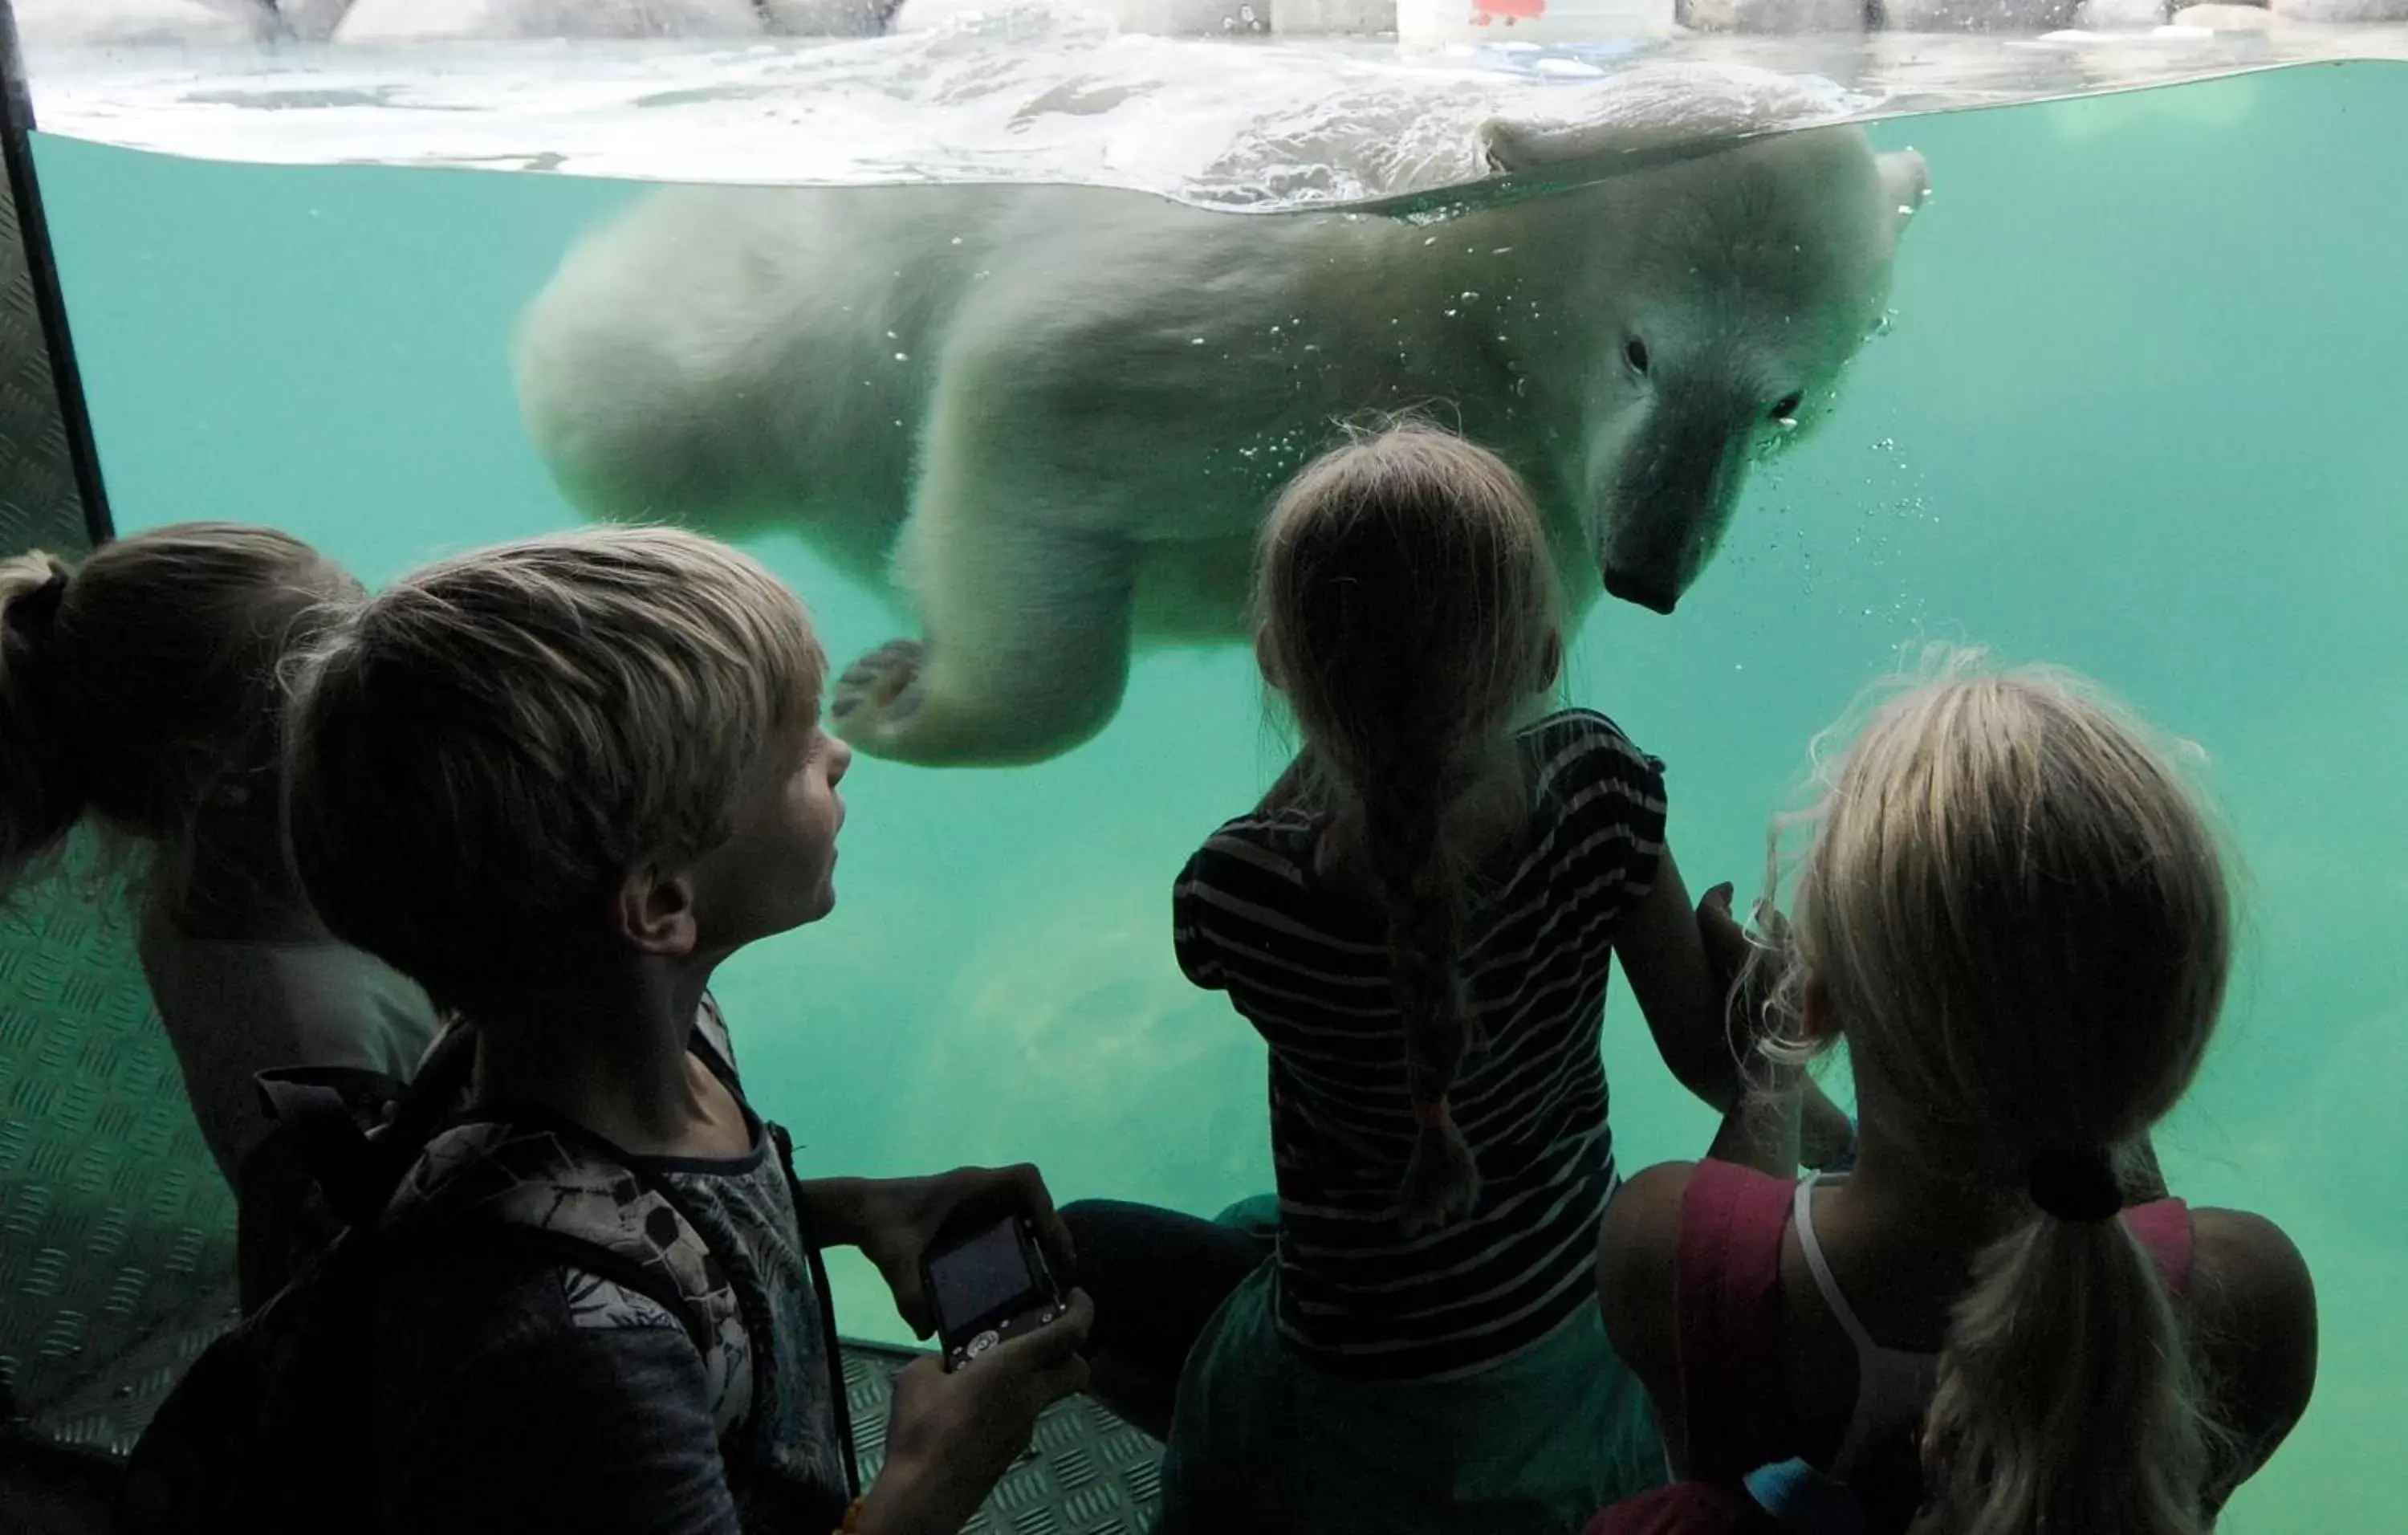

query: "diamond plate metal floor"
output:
0 877 238 1442
844 1345 1165 1535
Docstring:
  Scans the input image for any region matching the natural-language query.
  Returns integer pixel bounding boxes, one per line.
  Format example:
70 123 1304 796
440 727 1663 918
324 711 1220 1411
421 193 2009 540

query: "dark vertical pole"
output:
0 0 115 546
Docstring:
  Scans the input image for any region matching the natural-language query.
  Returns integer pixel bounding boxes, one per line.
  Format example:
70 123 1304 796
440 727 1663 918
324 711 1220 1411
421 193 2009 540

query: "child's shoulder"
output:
1520 707 1666 796
1183 808 1320 889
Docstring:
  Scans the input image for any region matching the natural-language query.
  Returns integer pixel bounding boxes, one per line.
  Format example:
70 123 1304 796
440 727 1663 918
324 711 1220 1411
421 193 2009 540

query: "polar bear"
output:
515 123 1928 767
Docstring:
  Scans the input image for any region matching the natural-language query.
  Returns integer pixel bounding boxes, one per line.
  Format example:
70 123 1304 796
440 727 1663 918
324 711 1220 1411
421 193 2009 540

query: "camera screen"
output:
929 1217 1038 1334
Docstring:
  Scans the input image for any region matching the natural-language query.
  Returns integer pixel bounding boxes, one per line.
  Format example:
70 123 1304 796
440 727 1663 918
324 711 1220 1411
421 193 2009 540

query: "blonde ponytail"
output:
1914 1171 2207 1535
0 526 347 900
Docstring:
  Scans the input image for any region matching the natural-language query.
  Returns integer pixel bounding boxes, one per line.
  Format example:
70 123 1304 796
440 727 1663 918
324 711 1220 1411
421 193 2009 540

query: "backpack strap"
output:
395 1111 756 1426
252 1067 407 1230
686 1012 860 1500
440 1215 718 1358
250 1016 482 1224
770 1122 861 1500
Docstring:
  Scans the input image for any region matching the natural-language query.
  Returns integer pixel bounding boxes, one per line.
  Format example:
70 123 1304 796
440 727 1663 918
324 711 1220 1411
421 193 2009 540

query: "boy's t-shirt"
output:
368 1007 848 1534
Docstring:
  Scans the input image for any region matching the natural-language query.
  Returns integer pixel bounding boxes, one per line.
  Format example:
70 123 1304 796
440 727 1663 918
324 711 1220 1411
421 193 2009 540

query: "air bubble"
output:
894 352 909 362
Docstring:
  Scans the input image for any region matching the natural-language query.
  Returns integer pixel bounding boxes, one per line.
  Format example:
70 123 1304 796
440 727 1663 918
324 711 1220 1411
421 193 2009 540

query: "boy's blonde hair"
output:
1255 421 1564 1236
0 523 348 892
1762 650 2227 1535
284 525 824 1016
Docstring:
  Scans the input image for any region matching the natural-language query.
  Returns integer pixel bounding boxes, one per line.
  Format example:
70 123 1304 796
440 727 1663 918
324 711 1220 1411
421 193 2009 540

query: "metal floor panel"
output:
844 1343 1165 1535
0 877 238 1434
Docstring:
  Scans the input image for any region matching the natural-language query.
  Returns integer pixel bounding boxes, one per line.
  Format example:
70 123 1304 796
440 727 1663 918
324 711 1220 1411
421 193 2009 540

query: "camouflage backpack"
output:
116 1012 856 1533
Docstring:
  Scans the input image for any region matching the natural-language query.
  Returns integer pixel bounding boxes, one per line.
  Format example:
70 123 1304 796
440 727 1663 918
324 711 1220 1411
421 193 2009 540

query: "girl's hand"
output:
1702 884 1855 1170
834 1165 1078 1338
1698 882 1789 1056
861 1290 1096 1535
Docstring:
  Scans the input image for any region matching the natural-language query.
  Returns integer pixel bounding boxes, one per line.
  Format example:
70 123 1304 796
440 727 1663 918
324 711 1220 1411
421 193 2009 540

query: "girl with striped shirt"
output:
1064 424 1845 1535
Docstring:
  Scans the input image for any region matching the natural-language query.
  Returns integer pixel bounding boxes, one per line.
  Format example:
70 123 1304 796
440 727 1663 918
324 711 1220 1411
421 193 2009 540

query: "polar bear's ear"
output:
1877 148 1932 251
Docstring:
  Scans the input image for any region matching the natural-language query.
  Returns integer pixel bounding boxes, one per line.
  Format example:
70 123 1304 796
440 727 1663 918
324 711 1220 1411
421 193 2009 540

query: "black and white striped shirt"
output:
1173 709 1669 1382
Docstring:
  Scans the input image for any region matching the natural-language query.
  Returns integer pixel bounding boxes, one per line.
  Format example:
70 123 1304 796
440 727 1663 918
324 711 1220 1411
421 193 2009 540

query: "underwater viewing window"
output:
2 0 2404 1530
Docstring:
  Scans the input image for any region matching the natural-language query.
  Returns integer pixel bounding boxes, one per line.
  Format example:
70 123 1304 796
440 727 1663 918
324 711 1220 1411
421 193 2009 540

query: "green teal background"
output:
33 61 2405 1524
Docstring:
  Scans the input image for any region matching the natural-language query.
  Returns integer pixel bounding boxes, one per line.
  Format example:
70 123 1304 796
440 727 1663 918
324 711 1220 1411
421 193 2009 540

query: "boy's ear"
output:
615 866 699 958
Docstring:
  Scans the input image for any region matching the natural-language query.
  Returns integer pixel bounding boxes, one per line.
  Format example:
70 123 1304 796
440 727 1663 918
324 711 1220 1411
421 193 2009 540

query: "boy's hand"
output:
845 1164 1077 1338
863 1290 1096 1535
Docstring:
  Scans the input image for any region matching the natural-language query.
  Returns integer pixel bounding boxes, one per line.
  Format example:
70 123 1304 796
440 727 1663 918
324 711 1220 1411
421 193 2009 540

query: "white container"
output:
1271 0 1402 34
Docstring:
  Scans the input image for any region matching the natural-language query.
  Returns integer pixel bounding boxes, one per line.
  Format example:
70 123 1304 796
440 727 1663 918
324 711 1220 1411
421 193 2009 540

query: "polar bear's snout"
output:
1601 569 1681 617
1593 399 1755 617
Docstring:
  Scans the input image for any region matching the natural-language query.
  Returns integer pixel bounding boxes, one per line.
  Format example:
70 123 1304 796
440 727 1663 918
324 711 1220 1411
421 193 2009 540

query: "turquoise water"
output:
32 60 2406 1525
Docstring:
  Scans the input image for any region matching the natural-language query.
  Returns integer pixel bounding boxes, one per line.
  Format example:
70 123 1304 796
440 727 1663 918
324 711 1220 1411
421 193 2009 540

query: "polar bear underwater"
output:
515 112 1930 768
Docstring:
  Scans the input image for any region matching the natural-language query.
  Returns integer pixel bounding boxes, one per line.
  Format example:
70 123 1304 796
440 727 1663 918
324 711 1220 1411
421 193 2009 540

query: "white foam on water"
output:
15 0 2408 209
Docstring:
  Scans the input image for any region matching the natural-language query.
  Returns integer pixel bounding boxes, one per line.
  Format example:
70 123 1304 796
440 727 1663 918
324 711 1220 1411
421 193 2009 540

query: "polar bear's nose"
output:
1603 570 1678 616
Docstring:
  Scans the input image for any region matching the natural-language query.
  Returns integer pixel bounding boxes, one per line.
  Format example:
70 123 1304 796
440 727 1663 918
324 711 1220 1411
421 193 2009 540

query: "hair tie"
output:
2028 1146 2122 1223
1411 1095 1452 1131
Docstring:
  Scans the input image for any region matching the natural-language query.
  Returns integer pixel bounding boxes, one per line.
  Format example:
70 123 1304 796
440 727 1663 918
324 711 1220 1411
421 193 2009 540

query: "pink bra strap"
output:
1673 1161 1803 1481
2121 1198 2196 1295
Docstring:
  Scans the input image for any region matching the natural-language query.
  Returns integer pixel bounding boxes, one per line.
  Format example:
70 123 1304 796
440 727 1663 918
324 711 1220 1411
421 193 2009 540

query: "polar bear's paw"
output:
831 637 927 741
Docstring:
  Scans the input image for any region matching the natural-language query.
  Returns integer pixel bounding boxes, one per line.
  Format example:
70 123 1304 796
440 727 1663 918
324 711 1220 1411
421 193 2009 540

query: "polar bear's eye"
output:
1623 338 1649 376
1771 393 1803 421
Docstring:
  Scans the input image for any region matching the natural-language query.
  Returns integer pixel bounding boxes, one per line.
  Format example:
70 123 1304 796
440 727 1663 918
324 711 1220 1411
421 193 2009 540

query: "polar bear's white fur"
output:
516 121 1928 765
